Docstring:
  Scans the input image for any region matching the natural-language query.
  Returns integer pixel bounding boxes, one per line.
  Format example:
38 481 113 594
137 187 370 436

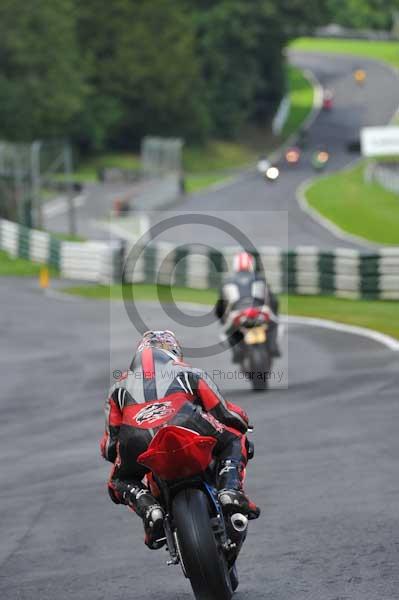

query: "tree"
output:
0 0 333 149
0 0 85 141
75 0 209 150
327 0 399 31
189 0 330 137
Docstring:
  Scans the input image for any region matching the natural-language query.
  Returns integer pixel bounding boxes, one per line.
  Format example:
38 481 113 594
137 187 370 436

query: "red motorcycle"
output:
137 424 255 600
231 305 273 391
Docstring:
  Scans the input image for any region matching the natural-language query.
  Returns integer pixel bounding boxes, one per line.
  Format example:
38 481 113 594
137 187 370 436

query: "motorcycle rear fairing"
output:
135 423 250 598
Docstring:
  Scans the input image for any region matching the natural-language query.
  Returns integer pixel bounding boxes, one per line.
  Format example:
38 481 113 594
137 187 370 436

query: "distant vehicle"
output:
311 150 330 171
285 147 301 165
322 89 334 110
354 68 366 86
230 305 274 392
265 165 280 181
257 157 271 175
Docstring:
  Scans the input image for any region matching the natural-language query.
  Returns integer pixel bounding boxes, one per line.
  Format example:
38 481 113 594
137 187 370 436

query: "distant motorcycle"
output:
257 158 279 181
311 150 330 171
264 165 280 181
285 146 301 165
257 157 271 175
354 68 366 86
137 424 255 600
231 305 273 391
322 89 334 111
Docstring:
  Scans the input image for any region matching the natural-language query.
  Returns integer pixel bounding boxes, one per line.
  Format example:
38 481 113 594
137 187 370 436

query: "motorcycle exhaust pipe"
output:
230 513 248 533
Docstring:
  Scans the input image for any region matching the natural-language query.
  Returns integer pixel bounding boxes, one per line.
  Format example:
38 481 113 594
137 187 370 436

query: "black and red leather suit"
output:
100 346 251 504
215 271 280 357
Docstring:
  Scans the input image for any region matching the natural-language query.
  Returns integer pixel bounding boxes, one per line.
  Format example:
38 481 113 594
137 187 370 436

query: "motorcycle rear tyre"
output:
248 344 270 391
173 488 233 600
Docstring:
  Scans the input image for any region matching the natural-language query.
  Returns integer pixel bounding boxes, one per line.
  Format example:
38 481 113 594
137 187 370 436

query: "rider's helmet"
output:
233 251 255 273
137 330 183 360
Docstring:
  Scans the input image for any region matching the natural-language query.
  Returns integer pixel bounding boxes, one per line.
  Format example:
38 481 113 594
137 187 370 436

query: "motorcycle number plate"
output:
245 327 266 344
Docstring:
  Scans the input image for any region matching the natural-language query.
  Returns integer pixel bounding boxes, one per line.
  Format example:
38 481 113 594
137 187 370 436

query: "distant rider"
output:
100 330 260 550
215 251 281 361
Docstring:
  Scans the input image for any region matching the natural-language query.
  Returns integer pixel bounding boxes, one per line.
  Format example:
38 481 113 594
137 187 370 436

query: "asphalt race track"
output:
2 51 399 600
43 53 399 249
1 278 399 600
43 181 138 241
151 52 399 250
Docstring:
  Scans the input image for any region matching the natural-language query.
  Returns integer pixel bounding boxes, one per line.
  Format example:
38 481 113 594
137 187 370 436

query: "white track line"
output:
43 195 66 217
95 215 151 243
170 302 399 351
285 315 399 351
43 194 86 218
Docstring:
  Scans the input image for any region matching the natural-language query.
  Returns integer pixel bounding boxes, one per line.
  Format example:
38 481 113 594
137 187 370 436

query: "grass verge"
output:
62 283 218 305
183 140 257 174
282 65 314 138
283 294 399 340
185 173 233 194
0 251 58 277
182 140 257 193
290 37 399 69
61 283 399 340
73 152 141 183
305 162 399 245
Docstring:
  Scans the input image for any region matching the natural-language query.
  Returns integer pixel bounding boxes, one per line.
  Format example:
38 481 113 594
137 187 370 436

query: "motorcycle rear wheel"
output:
248 344 270 391
229 564 239 591
173 488 233 600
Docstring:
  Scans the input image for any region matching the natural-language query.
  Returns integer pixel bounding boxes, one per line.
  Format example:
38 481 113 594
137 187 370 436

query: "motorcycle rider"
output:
215 251 281 361
100 330 260 550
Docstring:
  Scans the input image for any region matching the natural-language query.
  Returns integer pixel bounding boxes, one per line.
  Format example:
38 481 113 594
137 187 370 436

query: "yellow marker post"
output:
39 265 50 289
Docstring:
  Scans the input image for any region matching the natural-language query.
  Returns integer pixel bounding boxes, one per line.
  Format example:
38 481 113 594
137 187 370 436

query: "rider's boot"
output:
115 480 166 549
216 459 260 520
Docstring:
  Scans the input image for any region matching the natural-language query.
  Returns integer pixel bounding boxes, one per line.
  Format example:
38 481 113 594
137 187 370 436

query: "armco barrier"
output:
372 164 399 195
1 217 399 297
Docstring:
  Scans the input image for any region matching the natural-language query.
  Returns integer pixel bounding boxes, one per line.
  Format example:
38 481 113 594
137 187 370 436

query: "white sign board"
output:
361 126 399 157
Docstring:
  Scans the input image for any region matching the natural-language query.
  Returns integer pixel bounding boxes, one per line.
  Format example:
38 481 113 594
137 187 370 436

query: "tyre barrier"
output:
122 242 399 300
1 218 399 298
0 218 121 284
